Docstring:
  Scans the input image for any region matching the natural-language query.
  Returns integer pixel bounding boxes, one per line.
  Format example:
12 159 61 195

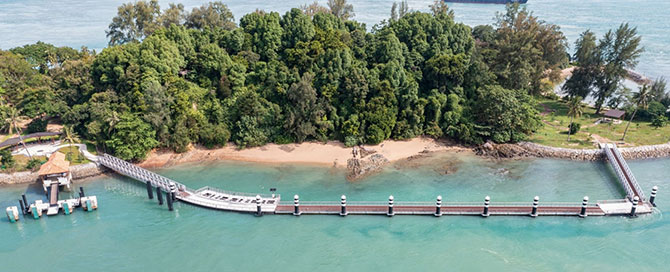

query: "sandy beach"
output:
138 137 470 168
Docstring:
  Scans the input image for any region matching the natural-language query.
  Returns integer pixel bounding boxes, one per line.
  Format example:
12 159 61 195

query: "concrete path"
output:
11 142 98 162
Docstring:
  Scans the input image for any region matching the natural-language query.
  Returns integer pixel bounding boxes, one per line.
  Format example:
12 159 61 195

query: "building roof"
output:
603 109 626 119
38 152 70 176
0 131 61 148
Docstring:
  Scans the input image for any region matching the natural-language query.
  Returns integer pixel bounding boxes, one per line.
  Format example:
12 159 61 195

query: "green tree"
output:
105 112 158 161
563 30 599 99
622 84 650 141
593 23 643 114
0 148 15 169
474 85 541 143
327 0 354 20
106 0 161 45
566 96 583 141
185 1 236 30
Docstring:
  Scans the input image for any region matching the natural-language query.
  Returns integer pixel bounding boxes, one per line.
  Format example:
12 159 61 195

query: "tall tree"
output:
593 23 643 114
327 0 354 20
106 0 161 45
563 30 599 99
566 96 583 141
185 1 236 30
622 84 650 141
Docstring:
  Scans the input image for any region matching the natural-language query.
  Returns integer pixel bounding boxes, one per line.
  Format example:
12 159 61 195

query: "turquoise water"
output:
1 0 669 79
1 153 668 271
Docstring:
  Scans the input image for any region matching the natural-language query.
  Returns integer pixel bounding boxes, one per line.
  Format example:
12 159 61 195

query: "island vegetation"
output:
0 0 668 165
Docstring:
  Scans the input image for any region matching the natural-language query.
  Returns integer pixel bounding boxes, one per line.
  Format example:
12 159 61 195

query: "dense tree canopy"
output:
5 1 659 161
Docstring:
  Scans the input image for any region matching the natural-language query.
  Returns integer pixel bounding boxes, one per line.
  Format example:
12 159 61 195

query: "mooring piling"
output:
167 192 174 211
157 189 164 205
146 182 153 200
18 199 25 215
531 196 539 217
256 195 262 216
631 196 639 217
293 195 300 216
650 186 658 207
79 187 85 198
387 195 394 217
340 195 347 216
435 195 442 217
580 196 589 218
482 196 490 217
21 194 29 214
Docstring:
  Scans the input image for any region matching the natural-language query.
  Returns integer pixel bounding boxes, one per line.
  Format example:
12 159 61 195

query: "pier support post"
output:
435 195 442 217
157 189 164 205
387 195 394 217
293 195 300 216
482 196 490 217
146 182 153 200
579 196 589 218
340 195 347 216
19 199 26 215
630 196 639 217
256 195 262 216
167 192 174 211
531 196 539 218
169 182 177 202
79 187 85 198
22 195 29 214
650 186 658 207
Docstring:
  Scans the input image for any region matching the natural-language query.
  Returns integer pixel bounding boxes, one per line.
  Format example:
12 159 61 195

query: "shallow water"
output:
1 153 668 271
1 0 668 80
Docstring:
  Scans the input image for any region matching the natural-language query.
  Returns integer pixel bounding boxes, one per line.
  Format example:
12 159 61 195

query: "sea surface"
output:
0 0 669 80
1 152 669 271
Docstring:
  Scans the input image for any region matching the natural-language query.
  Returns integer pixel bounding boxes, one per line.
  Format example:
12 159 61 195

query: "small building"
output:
38 152 72 193
602 109 626 124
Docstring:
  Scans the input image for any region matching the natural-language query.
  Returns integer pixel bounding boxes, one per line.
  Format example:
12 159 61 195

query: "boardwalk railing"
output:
281 200 599 208
98 154 181 192
611 147 646 201
604 147 636 200
195 186 275 198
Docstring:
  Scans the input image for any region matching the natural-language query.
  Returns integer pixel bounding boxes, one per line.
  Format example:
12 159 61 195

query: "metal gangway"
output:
602 144 646 202
97 154 279 212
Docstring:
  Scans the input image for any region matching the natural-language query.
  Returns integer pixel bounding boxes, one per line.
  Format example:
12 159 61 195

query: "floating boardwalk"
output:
92 145 660 219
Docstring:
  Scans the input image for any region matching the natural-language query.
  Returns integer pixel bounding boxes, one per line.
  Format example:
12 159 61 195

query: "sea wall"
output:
0 162 107 185
476 141 670 161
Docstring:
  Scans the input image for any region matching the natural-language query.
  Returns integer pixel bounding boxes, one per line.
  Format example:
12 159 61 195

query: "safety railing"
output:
604 147 635 199
611 147 646 201
194 186 276 198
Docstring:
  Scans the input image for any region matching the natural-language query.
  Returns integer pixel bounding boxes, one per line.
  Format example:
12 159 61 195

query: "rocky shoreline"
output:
475 141 670 161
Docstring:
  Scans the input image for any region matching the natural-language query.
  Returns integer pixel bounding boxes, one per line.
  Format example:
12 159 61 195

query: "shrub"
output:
25 118 48 134
651 115 667 128
25 159 42 171
569 122 581 134
0 149 16 168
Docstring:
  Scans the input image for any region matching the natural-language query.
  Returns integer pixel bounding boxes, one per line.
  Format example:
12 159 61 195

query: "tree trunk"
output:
567 115 574 141
622 108 638 141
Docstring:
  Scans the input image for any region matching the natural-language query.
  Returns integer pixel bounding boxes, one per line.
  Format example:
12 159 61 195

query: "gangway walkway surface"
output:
602 144 646 202
49 183 59 206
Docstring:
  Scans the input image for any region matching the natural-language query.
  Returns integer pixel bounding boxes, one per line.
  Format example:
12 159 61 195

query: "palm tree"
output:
567 96 584 141
622 85 651 141
4 107 33 159
61 125 80 146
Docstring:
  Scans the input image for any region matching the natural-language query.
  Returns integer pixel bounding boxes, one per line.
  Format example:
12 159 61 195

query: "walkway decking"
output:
603 144 646 202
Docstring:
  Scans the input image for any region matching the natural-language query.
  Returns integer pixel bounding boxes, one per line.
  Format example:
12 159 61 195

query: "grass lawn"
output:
57 145 91 165
5 154 48 172
529 98 670 148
